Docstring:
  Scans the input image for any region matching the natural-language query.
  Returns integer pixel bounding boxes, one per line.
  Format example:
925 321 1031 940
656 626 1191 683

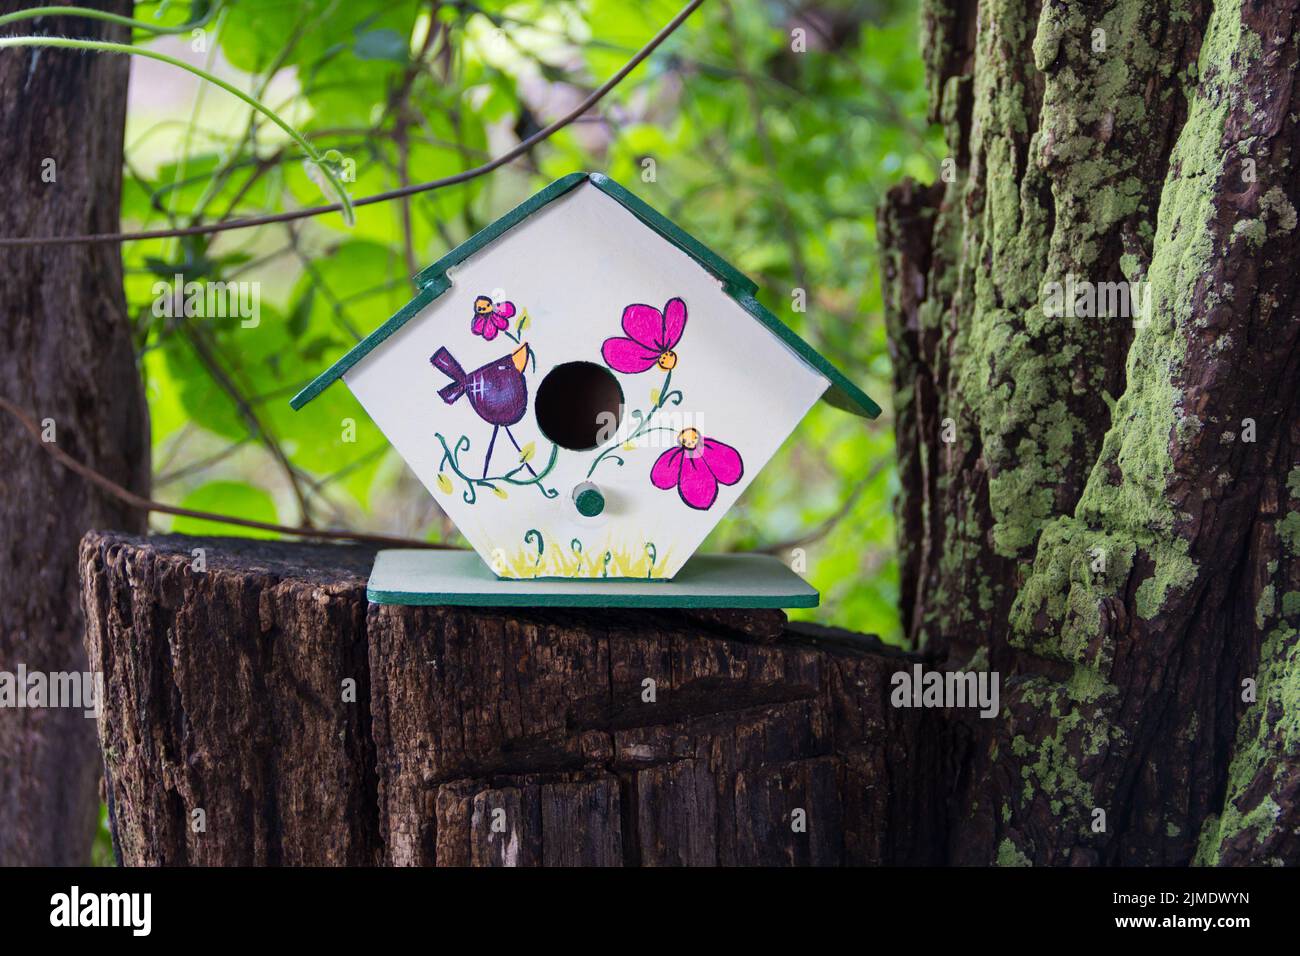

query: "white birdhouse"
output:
292 173 879 607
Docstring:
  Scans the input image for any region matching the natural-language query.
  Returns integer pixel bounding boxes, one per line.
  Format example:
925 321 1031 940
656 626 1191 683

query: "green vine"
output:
524 528 544 567
0 30 354 224
587 367 683 478
435 432 558 504
0 4 220 34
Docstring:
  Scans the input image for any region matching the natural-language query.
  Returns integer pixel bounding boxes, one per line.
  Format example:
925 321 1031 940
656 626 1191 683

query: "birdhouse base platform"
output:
367 549 818 609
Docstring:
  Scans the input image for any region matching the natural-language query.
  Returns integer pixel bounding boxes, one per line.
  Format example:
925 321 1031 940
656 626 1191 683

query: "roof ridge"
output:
290 172 880 419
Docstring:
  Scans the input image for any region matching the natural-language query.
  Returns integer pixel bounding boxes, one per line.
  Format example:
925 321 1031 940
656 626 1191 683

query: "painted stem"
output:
587 368 684 478
436 432 559 504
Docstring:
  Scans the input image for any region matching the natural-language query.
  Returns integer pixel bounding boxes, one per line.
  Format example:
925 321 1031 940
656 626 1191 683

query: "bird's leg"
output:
504 426 539 477
482 425 500 479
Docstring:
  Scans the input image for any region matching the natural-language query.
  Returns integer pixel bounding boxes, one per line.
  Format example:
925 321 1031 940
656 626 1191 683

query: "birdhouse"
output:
292 173 880 607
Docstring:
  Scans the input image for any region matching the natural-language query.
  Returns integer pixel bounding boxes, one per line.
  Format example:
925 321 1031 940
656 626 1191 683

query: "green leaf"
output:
353 27 408 62
171 481 280 539
286 287 316 340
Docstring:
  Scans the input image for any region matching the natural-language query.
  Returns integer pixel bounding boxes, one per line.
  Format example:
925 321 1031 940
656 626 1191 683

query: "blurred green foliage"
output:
123 0 939 644
91 802 115 867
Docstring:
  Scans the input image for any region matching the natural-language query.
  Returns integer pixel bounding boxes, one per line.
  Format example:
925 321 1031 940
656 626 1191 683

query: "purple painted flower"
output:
650 428 743 510
601 298 686 374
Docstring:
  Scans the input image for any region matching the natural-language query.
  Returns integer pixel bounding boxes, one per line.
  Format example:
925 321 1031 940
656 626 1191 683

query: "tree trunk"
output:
0 2 148 865
879 0 1300 864
79 532 943 866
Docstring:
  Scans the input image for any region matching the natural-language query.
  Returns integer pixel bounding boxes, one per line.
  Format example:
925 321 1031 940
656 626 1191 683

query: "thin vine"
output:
0 32 354 223
435 433 558 504
0 3 220 33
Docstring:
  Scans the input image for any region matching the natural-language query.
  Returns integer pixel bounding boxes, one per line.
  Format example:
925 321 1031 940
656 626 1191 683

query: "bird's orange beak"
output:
511 343 529 373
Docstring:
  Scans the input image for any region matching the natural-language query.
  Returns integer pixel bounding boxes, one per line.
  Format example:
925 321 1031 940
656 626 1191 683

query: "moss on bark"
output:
883 0 1300 864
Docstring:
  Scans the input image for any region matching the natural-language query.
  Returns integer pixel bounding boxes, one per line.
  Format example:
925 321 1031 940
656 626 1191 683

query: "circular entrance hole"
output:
534 361 624 451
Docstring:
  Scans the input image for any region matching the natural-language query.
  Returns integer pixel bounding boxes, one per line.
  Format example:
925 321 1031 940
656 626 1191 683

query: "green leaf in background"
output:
353 27 408 63
171 481 280 538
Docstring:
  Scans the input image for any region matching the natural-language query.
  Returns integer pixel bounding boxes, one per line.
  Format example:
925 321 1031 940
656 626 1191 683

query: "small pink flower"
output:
602 297 686 374
472 296 516 341
651 428 744 510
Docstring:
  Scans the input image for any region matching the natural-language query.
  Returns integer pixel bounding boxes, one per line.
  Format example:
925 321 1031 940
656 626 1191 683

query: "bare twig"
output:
757 459 888 555
0 394 442 548
173 315 318 526
154 435 254 486
0 0 706 247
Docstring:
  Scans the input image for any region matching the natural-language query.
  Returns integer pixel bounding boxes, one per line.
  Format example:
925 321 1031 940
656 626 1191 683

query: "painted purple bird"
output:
431 343 534 478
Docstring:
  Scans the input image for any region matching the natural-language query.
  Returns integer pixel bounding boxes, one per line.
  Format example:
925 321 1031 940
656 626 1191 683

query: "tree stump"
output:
80 531 942 866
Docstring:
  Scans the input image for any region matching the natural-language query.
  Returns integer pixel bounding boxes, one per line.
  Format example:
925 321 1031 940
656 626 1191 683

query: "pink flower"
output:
602 297 687 373
651 429 744 510
472 297 515 341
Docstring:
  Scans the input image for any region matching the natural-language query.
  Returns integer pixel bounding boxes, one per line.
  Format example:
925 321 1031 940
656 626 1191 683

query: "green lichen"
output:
997 838 1033 867
1068 662 1118 704
1285 466 1300 501
998 2 1270 864
1283 591 1300 620
1011 674 1119 832
956 0 1215 591
1195 625 1300 864
1260 186 1298 233
1256 584 1276 628
1232 217 1267 247
1008 0 1263 662
1279 512 1300 555
963 645 992 672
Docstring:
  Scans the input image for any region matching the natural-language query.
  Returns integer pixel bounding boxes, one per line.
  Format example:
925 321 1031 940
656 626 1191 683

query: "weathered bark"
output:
0 2 148 865
881 0 1300 864
80 532 943 866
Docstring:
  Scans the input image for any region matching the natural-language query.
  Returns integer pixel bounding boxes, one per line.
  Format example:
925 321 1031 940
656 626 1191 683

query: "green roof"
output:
290 172 881 418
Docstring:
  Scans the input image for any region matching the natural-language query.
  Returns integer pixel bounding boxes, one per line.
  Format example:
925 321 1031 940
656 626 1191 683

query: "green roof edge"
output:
411 172 590 288
732 292 882 418
586 174 757 298
289 278 447 410
290 171 880 419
